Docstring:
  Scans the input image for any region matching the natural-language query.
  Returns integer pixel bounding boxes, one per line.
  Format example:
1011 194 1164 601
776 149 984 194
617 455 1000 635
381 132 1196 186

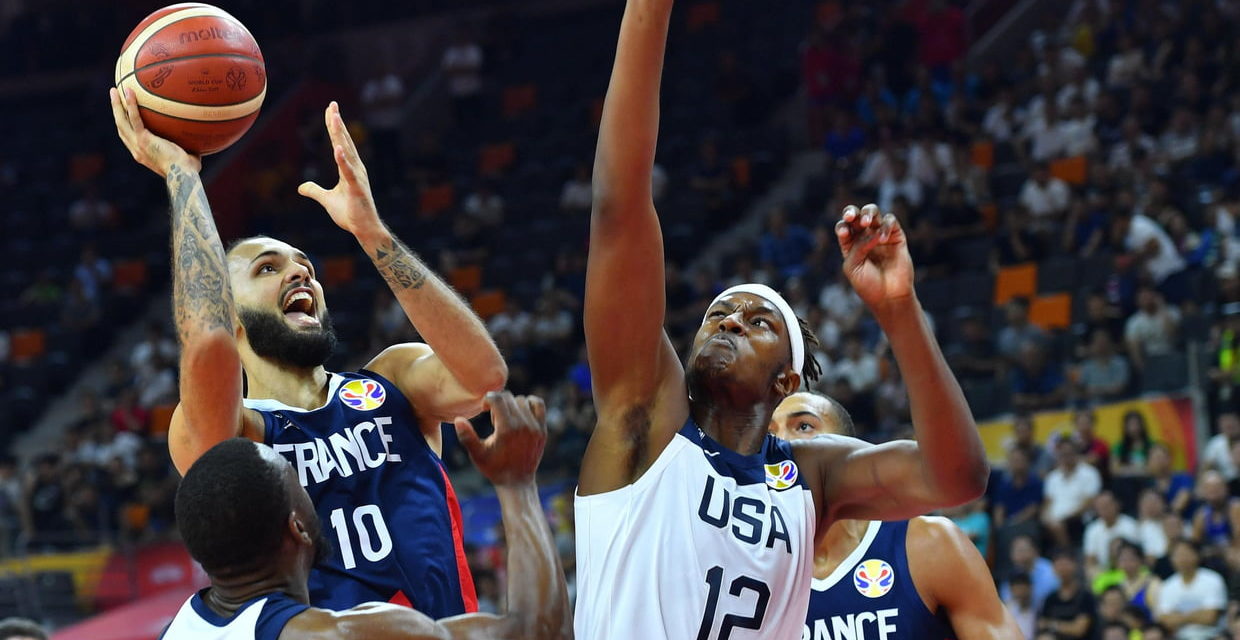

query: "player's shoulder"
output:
906 516 980 565
283 603 447 640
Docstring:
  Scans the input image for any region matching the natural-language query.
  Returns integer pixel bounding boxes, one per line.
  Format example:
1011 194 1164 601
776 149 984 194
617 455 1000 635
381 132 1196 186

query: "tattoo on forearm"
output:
167 165 234 344
371 236 427 290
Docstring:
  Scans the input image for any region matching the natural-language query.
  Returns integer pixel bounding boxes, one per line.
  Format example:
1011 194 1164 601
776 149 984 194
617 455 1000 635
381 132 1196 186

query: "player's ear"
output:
773 370 801 398
288 510 313 546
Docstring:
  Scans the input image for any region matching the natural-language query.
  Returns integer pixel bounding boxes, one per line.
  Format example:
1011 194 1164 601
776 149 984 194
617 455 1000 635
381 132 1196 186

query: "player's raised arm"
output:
293 392 571 640
109 88 258 474
581 0 687 495
799 204 988 522
299 102 507 424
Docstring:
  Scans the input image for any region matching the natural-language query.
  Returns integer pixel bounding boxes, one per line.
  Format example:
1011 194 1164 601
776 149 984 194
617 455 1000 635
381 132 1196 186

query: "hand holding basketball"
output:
297 102 382 239
835 203 914 316
454 392 548 487
109 87 201 177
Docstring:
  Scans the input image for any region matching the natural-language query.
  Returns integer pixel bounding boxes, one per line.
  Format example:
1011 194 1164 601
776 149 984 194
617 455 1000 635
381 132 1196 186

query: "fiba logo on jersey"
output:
763 460 798 490
853 559 895 598
339 379 386 411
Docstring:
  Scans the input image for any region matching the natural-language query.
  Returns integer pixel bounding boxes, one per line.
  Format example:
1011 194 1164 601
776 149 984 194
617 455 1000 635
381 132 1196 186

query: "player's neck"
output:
242 353 332 410
812 519 869 579
205 572 309 616
690 399 772 456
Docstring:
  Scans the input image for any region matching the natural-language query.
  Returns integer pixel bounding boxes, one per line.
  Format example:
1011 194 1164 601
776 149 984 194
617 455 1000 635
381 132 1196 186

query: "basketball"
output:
114 3 266 156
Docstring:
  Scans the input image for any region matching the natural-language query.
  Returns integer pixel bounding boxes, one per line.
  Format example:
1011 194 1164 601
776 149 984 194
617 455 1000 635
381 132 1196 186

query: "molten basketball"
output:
114 3 266 155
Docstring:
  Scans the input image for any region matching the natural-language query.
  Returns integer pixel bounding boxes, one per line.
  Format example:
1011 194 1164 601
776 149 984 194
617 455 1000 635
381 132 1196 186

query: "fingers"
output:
123 87 146 133
297 181 328 204
484 390 519 432
324 101 364 177
524 395 547 429
331 102 360 157
453 417 484 458
108 88 133 142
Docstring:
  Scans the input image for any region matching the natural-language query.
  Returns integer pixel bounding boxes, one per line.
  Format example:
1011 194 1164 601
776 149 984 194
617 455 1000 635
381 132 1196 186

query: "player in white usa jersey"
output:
575 1 990 638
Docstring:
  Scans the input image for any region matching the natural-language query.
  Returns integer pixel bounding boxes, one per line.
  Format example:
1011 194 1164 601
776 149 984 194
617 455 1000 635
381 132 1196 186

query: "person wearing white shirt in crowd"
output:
1115 210 1186 285
907 134 954 186
1107 33 1147 89
1109 117 1159 170
1005 572 1039 640
1124 285 1181 372
1160 108 1200 165
825 334 879 394
442 32 483 121
560 164 593 212
1057 66 1100 110
1155 539 1227 640
1060 98 1098 157
1137 489 1171 561
1027 101 1071 162
1043 437 1103 548
876 157 923 213
463 182 505 227
983 89 1021 142
857 143 899 188
129 322 177 375
1020 163 1071 227
1201 410 1240 479
1083 491 1141 580
818 273 864 333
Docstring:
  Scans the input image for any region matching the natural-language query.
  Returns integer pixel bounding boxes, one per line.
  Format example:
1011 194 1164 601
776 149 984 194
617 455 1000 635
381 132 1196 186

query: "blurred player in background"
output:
109 88 506 615
163 391 570 639
573 0 988 637
771 392 1018 640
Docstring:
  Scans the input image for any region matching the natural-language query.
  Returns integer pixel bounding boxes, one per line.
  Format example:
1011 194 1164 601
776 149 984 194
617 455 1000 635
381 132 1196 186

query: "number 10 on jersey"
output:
697 566 770 640
329 504 394 570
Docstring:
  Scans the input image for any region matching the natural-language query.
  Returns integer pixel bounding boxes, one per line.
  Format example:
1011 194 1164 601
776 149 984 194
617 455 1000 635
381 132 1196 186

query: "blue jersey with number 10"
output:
244 370 477 617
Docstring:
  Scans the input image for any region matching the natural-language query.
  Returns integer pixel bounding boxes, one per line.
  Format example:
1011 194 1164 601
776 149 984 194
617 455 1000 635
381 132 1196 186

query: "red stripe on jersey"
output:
439 464 479 613
389 590 412 608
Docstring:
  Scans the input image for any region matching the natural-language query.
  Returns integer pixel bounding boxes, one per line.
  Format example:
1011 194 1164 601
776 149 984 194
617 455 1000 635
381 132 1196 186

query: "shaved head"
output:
769 391 854 440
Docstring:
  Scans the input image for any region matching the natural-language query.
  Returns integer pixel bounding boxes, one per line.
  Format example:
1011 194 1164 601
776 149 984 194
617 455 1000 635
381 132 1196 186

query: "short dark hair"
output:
175 438 292 575
224 235 273 258
0 618 47 640
823 395 855 437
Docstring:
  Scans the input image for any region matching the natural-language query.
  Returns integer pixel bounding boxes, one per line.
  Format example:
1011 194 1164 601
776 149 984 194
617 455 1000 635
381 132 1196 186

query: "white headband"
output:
705 283 804 375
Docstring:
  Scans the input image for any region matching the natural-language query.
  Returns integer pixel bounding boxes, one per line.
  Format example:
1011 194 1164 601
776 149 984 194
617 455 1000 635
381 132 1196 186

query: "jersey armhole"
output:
252 408 279 444
575 433 690 505
254 598 311 640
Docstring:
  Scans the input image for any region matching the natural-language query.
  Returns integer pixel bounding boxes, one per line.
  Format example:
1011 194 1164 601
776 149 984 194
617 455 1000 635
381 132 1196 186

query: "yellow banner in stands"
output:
977 394 1199 471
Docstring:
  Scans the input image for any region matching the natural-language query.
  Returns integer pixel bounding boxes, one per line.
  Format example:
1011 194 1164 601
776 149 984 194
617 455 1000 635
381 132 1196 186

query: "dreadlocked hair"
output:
796 315 823 384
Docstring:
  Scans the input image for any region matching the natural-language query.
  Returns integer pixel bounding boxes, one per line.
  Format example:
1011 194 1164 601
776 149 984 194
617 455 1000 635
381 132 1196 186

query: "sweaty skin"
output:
771 392 1019 640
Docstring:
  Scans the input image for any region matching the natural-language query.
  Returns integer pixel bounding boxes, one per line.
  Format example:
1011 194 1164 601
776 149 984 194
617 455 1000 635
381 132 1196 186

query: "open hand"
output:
835 203 914 316
454 392 547 487
109 87 200 177
297 102 382 237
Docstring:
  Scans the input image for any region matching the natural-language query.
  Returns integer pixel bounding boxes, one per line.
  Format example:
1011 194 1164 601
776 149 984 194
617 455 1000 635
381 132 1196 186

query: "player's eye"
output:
797 422 814 432
258 264 276 274
753 317 770 328
708 310 725 319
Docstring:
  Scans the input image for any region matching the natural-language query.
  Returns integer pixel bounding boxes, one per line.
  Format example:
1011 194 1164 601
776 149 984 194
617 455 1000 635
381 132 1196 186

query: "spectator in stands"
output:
877 156 923 213
1096 585 1145 639
999 297 1048 364
71 244 110 304
1044 437 1103 548
1190 471 1238 563
817 272 864 335
826 333 880 396
560 163 592 213
945 309 1001 382
0 618 46 640
689 138 732 218
1073 292 1125 354
991 445 1043 560
1160 107 1200 166
134 353 176 410
1111 410 1153 477
1094 540 1161 622
22 454 67 552
1038 549 1096 639
1075 329 1131 403
758 207 813 279
1202 410 1240 479
359 59 406 189
67 184 116 233
463 180 505 227
1005 412 1054 477
1006 572 1038 640
1020 162 1071 230
1083 491 1140 580
1112 210 1187 289
1155 539 1226 639
129 321 176 375
0 457 18 558
109 388 147 434
1002 535 1061 609
1011 339 1067 411
1137 489 1171 563
441 30 484 123
1125 285 1181 373
1148 443 1195 518
1109 117 1158 172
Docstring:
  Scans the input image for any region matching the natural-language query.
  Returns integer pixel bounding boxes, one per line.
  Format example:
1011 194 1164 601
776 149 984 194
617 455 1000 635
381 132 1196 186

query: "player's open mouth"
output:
282 287 320 327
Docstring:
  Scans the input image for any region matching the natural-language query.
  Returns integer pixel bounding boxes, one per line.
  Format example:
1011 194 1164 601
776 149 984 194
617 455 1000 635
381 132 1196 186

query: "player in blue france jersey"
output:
771 392 1018 640
110 88 506 616
162 391 569 640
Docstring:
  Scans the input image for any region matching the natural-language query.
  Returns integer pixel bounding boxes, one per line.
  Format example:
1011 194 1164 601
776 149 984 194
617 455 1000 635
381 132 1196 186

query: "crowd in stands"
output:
5 0 1240 636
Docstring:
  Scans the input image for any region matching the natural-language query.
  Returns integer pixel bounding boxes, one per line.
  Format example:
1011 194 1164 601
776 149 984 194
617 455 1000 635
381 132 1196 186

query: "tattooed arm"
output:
298 102 506 433
109 88 262 474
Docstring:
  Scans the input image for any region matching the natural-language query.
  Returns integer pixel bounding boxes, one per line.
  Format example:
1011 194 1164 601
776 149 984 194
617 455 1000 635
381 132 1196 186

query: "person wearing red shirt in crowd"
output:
1073 409 1111 479
109 388 148 434
904 0 967 70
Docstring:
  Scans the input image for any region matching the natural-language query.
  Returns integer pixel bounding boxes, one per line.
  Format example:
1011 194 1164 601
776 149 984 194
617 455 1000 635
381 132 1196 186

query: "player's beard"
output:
239 306 338 369
312 522 333 567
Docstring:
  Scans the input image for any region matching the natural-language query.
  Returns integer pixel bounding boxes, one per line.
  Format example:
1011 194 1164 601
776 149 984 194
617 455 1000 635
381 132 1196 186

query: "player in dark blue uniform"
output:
771 392 1018 640
110 89 507 616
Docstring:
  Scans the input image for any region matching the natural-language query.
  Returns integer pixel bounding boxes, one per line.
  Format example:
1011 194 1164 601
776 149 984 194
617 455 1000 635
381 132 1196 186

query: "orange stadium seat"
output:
479 142 516 175
449 265 483 295
320 256 356 287
10 329 46 362
502 84 538 118
1050 155 1087 185
979 202 999 231
148 404 177 437
994 263 1037 305
687 1 720 30
471 290 507 319
112 259 149 291
1029 293 1072 330
969 141 994 170
419 184 455 216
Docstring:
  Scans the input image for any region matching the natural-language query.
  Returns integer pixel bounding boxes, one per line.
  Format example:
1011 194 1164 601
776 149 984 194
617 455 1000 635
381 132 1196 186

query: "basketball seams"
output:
118 75 266 122
119 52 266 107
117 6 234 82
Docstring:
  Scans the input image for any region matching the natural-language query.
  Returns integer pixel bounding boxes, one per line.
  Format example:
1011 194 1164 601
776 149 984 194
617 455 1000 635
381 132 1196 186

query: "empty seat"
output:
1037 255 1078 293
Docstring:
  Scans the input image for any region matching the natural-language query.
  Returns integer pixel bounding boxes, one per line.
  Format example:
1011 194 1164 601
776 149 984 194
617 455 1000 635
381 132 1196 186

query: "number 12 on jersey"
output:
329 504 394 570
696 566 770 640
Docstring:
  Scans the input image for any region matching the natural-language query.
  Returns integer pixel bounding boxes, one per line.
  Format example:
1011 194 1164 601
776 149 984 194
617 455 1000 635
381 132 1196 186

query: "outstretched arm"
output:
109 88 260 474
299 102 506 425
909 517 1020 639
801 204 988 523
580 0 687 495
286 392 570 640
